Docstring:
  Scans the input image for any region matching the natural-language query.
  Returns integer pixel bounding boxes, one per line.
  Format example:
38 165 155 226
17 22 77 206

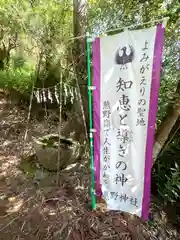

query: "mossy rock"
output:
32 134 81 171
19 154 38 177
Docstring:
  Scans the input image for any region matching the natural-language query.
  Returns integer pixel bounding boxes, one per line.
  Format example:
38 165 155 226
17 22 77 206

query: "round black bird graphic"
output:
115 45 134 69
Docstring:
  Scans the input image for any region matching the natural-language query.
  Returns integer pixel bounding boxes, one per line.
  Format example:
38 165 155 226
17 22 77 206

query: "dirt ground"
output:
0 94 179 240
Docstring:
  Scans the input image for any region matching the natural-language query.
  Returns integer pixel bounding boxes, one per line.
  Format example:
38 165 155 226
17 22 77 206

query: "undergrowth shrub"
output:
0 67 34 97
155 139 180 204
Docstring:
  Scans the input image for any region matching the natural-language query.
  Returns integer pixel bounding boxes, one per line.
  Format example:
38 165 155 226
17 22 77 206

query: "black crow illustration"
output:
115 45 134 69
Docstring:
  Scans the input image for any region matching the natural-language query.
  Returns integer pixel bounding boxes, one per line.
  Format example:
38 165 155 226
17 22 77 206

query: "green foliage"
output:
0 67 34 96
12 56 26 69
156 144 180 204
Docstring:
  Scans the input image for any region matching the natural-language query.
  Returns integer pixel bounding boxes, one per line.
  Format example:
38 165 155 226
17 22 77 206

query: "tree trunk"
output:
72 0 89 138
73 0 88 55
152 79 180 164
0 60 4 70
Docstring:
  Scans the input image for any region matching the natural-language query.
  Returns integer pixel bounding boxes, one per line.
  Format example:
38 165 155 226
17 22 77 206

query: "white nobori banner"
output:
92 25 165 220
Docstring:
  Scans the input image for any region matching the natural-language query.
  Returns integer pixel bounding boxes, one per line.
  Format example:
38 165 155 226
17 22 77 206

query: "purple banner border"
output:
92 38 102 198
142 24 165 220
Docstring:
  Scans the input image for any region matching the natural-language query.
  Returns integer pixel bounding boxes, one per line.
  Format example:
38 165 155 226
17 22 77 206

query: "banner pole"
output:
86 32 96 210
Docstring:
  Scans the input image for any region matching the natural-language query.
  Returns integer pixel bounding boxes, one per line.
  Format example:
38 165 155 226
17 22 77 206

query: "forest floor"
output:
0 93 180 240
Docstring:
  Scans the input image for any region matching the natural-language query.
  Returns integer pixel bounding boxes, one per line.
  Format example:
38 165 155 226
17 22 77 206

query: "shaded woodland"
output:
0 0 179 239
